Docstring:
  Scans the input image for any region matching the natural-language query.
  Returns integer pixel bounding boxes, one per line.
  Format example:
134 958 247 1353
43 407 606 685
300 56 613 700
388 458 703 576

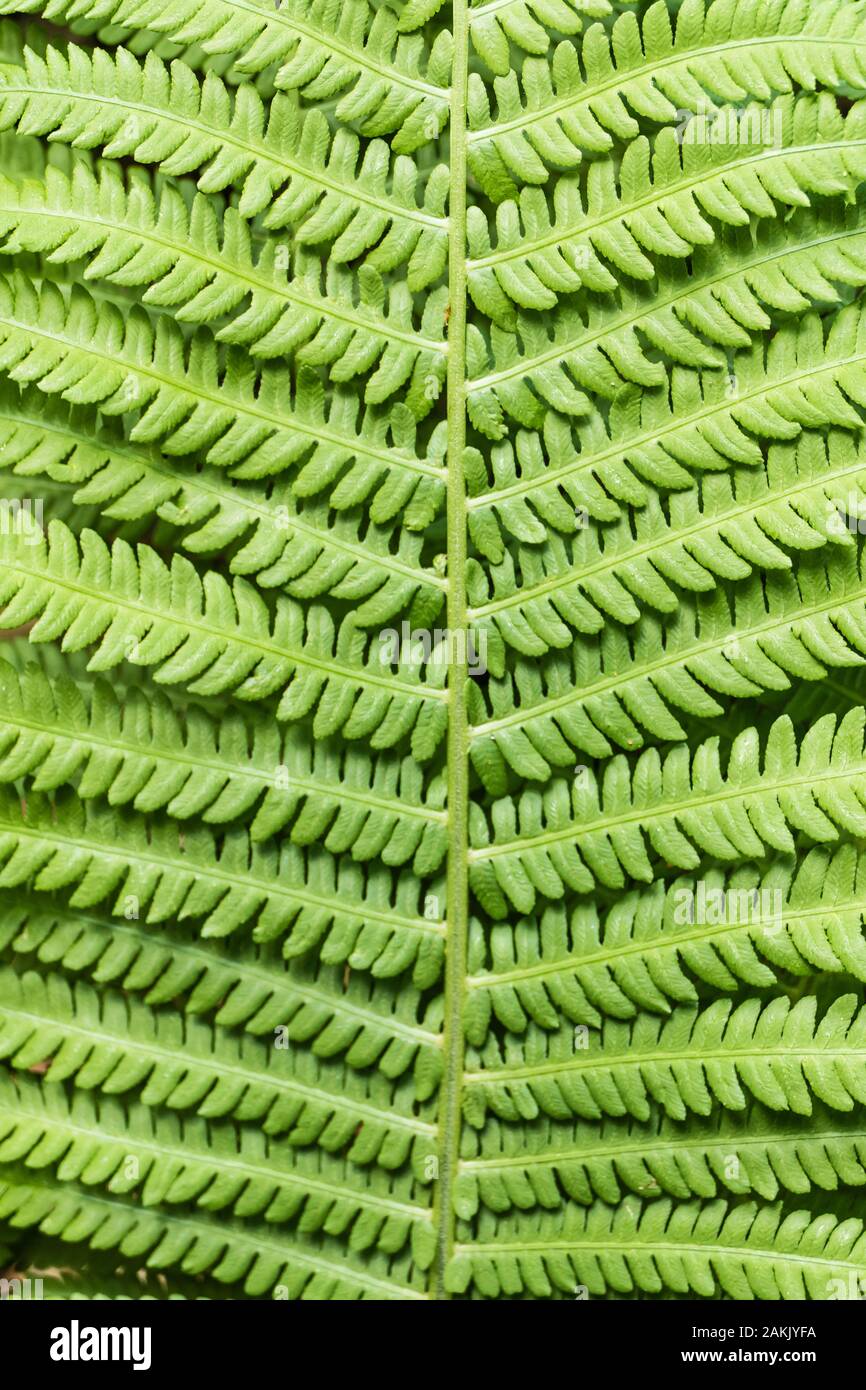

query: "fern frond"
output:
467 95 866 302
469 545 866 792
0 992 435 1171
0 9 232 79
0 382 446 619
468 197 866 406
464 992 866 1126
0 0 454 151
0 894 443 1087
467 845 866 1034
446 1198 866 1299
468 0 866 194
469 303 866 495
0 788 446 979
469 709 866 913
0 521 449 756
0 165 450 411
461 1103 866 1209
0 662 449 870
0 1071 430 1247
0 273 446 522
5 0 866 1305
0 1165 428 1297
469 433 866 655
0 46 450 283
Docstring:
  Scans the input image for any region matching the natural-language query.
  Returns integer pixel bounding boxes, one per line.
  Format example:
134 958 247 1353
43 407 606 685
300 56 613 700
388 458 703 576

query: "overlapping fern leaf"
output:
3 0 866 1304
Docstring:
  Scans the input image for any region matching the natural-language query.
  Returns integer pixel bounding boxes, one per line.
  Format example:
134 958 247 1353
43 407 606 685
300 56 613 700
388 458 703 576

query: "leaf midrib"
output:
463 1116 866 1173
433 0 470 1302
465 1039 859 1084
467 892 863 990
467 1106 866 1173
457 1233 865 1276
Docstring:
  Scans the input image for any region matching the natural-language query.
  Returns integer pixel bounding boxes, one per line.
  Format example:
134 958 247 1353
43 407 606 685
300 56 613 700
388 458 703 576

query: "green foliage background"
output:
2 0 866 1300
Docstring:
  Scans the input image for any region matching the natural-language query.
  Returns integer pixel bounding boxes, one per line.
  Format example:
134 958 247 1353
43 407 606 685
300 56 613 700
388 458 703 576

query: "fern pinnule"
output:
0 272 447 523
469 434 866 655
468 545 866 793
0 786 446 980
0 164 450 412
0 381 446 619
470 709 866 915
0 661 449 870
0 520 450 758
0 1163 431 1297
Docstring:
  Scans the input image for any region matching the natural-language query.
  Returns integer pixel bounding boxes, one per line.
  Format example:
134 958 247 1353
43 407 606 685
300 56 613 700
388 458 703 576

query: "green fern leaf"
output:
470 844 866 1033
3 0 866 1304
